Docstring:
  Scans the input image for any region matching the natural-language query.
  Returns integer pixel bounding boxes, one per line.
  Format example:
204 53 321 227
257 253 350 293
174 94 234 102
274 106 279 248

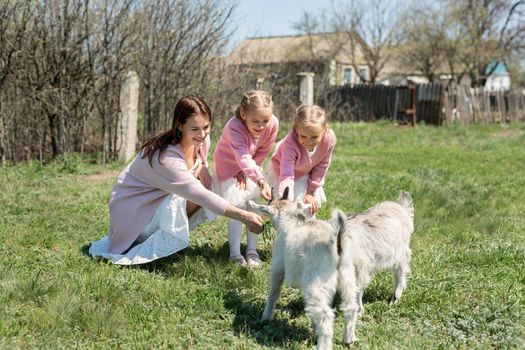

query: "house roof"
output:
227 31 367 65
485 60 508 76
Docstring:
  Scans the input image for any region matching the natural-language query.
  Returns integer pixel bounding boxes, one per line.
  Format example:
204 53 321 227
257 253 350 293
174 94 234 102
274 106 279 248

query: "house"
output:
484 60 511 91
227 32 370 86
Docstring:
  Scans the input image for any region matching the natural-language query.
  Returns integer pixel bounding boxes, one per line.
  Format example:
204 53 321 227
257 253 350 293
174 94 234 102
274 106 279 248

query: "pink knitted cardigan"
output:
213 115 279 183
108 136 228 254
270 128 336 197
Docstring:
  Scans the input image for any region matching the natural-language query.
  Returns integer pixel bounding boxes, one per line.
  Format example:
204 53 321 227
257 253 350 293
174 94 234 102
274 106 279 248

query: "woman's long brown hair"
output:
140 96 212 167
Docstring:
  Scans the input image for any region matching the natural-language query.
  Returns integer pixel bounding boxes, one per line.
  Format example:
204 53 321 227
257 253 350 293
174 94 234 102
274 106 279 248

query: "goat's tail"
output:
397 190 414 219
330 209 347 257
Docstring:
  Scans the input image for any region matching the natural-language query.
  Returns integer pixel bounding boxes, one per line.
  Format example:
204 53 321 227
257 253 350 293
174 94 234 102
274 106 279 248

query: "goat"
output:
248 188 352 350
249 190 414 348
340 191 414 318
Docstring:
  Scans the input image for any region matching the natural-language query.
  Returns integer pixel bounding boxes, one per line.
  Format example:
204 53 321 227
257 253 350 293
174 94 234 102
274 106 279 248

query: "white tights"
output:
227 219 260 258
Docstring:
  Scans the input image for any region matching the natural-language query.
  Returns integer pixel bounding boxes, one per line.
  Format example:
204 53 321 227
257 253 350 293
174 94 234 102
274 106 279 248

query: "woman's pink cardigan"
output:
108 136 228 254
213 115 279 183
270 128 337 198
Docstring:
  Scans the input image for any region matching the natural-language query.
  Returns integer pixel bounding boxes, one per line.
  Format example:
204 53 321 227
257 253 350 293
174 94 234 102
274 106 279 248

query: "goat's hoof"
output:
357 306 364 316
343 337 358 346
260 315 272 324
389 294 400 305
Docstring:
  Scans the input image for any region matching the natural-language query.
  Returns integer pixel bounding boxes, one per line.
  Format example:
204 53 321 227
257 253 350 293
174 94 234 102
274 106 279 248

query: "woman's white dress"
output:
89 158 213 265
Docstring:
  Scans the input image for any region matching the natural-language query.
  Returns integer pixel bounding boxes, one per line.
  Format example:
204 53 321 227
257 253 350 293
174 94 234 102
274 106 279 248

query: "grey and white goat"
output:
248 190 414 349
248 188 348 350
340 191 414 315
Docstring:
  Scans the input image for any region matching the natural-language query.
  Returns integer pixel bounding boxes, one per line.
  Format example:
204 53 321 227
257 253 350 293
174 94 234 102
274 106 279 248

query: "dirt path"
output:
490 129 524 138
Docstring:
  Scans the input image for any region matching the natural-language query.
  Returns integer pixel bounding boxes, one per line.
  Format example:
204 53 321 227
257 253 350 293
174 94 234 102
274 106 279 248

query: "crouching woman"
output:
89 96 263 265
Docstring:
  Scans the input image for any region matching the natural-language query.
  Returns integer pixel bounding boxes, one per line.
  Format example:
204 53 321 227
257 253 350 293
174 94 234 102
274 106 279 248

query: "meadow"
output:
1 121 524 349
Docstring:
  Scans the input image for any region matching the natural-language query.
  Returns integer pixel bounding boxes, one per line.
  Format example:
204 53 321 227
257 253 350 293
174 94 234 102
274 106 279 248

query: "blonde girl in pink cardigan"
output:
213 90 279 267
89 96 263 265
269 105 336 215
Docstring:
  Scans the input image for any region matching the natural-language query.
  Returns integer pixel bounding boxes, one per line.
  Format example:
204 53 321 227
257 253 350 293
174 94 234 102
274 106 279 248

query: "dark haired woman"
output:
89 96 263 264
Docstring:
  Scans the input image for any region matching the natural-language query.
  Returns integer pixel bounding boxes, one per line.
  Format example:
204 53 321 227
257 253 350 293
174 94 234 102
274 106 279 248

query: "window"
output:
342 66 353 85
358 67 368 83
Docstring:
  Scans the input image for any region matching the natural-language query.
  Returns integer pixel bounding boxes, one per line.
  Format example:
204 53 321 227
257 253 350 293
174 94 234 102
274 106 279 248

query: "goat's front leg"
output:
356 289 364 315
304 284 336 350
261 269 284 321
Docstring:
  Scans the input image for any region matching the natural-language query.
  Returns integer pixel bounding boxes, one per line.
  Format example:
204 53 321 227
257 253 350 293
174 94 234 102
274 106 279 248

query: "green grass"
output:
1 122 524 349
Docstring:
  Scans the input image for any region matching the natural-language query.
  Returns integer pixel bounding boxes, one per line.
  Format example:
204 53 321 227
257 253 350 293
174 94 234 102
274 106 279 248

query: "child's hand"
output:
234 172 247 191
303 194 319 214
260 182 272 201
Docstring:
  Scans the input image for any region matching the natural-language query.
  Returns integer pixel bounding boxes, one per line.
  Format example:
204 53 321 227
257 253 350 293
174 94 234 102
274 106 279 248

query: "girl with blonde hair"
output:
213 90 279 267
269 104 336 214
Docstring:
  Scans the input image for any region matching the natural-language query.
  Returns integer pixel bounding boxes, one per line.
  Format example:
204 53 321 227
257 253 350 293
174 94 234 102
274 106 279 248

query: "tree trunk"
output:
48 113 60 158
0 97 6 166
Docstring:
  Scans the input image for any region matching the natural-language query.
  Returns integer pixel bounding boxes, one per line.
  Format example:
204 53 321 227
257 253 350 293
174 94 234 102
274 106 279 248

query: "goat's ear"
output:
247 200 276 217
281 187 289 200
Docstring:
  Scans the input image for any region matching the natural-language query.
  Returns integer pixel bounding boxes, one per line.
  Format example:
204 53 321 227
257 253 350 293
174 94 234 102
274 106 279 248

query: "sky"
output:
229 0 332 52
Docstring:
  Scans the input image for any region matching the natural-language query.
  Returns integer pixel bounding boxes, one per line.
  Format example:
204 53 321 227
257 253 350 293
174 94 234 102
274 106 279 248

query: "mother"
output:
89 96 263 265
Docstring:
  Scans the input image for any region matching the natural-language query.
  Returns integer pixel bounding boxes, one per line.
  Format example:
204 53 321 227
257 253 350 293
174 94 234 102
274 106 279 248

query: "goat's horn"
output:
281 186 289 200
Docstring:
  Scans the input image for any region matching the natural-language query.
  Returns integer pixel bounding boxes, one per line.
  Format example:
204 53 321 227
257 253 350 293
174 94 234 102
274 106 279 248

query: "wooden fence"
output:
326 83 443 125
442 87 525 125
325 83 525 126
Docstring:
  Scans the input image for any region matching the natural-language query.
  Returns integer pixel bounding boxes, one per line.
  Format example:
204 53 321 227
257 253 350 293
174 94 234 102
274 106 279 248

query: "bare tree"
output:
86 0 135 162
0 0 34 165
331 0 399 84
133 0 236 140
395 3 449 82
0 0 237 164
396 0 525 86
449 0 525 85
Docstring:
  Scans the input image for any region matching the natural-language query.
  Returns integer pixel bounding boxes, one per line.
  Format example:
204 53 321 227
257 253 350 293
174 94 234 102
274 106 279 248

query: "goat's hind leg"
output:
339 269 359 344
390 261 410 305
261 268 284 321
340 288 359 345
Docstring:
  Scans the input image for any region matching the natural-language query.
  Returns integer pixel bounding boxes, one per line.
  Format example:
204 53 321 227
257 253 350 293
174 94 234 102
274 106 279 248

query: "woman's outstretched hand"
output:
242 210 263 234
224 204 263 234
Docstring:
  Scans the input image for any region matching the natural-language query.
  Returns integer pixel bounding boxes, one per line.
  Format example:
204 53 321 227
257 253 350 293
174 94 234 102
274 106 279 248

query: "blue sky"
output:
229 0 331 50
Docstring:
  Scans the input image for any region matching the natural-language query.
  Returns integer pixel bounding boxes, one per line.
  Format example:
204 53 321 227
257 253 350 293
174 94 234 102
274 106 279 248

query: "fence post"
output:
117 71 140 162
256 77 265 90
297 72 315 105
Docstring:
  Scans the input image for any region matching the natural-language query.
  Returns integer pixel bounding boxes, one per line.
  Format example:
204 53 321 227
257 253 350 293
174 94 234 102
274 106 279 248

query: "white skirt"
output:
89 194 214 265
267 163 327 205
212 173 261 209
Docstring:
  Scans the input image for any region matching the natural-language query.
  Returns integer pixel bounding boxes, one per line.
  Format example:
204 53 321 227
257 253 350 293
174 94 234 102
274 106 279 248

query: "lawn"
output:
1 122 524 349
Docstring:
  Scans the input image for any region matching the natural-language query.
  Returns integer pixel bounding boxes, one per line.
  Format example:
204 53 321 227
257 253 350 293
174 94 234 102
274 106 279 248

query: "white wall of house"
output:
484 74 511 91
